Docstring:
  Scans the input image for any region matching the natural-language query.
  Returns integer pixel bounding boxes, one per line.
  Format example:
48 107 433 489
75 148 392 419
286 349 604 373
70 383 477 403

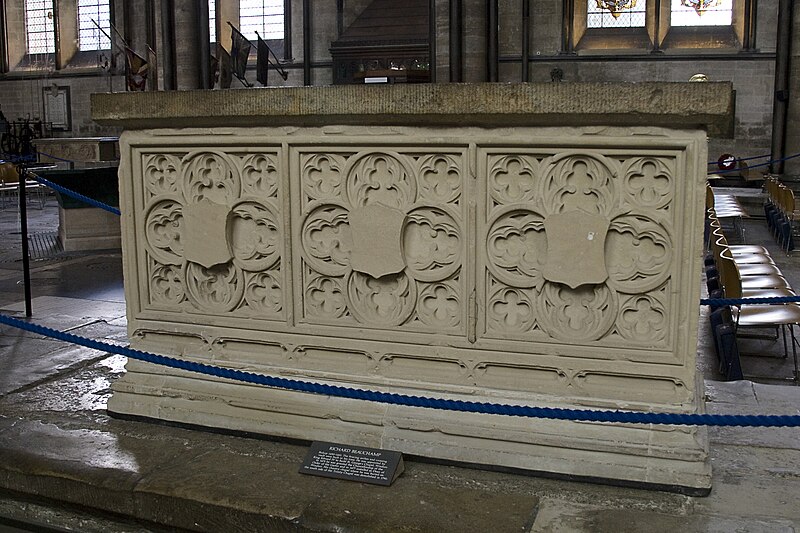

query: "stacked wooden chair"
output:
763 176 800 253
706 184 748 242
706 204 800 382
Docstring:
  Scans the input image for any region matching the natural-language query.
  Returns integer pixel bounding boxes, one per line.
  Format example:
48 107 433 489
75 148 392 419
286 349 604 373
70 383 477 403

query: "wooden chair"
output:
717 248 800 379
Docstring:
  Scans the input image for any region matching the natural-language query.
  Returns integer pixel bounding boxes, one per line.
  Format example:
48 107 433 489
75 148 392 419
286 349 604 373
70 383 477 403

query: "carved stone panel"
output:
140 149 285 321
481 150 676 352
297 149 467 336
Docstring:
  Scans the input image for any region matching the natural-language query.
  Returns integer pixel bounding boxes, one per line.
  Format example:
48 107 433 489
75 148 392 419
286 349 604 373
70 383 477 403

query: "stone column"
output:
173 0 204 90
782 0 800 174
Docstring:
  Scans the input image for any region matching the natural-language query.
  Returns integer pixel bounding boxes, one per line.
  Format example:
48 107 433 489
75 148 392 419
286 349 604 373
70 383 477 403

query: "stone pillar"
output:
174 0 204 90
780 1 800 174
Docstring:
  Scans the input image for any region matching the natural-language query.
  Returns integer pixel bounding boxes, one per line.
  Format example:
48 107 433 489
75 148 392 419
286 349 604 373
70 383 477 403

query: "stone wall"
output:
0 0 782 157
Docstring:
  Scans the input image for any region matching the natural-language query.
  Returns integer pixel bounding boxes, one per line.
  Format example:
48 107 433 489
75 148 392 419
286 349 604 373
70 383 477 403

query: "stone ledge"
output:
91 82 735 137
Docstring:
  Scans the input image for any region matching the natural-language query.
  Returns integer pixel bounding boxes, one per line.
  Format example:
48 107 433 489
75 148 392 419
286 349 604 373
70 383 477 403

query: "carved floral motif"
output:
144 154 181 197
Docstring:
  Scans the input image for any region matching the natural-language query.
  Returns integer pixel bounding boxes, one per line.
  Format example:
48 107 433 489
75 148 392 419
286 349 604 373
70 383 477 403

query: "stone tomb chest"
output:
91 83 734 493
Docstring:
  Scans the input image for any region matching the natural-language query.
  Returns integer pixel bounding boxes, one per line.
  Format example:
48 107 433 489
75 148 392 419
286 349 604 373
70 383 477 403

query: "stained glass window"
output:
587 0 646 28
670 0 733 26
25 0 55 54
78 0 111 51
240 0 284 40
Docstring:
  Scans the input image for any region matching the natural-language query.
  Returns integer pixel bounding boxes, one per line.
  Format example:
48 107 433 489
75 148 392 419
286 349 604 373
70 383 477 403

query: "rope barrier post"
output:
16 163 32 317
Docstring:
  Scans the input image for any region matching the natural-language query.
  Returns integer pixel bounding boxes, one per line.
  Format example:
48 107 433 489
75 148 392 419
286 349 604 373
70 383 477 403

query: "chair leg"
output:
782 325 789 359
791 325 799 383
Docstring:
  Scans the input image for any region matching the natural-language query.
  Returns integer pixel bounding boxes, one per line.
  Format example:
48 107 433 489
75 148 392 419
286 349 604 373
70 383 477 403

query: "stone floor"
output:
0 197 798 532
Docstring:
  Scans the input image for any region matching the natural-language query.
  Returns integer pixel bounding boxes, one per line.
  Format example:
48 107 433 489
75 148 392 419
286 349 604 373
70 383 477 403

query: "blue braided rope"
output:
28 174 121 216
1 312 799 427
36 151 77 164
701 295 800 306
0 154 37 164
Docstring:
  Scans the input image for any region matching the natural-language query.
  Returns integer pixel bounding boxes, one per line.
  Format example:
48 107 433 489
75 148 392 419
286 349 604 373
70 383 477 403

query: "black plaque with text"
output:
299 441 404 486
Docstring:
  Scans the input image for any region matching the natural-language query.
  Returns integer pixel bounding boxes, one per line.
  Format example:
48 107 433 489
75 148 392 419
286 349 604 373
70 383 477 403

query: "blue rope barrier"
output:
1 311 799 427
36 151 78 164
701 295 800 306
27 174 121 216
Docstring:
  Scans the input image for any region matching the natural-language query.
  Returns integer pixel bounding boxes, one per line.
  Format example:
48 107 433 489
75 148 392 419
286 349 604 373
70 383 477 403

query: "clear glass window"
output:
240 0 284 40
25 0 56 54
78 0 111 51
210 0 217 43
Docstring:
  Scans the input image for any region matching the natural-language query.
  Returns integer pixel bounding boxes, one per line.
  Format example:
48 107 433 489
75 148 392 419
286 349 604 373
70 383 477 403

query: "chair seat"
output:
732 253 775 265
740 275 791 289
735 303 800 327
741 288 796 299
730 245 770 254
736 263 782 276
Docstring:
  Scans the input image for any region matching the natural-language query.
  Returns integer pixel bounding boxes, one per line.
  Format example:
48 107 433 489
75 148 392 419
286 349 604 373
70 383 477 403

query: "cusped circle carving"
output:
621 157 673 210
305 275 347 319
489 155 540 204
244 271 283 314
144 197 184 265
144 154 182 197
345 152 417 209
488 286 535 333
606 214 672 294
617 294 667 343
240 153 279 198
486 206 547 289
301 202 353 276
184 262 244 313
181 151 241 205
541 154 618 216
346 271 417 327
404 205 462 282
303 153 346 201
150 262 185 306
417 154 461 204
417 281 461 328
228 199 281 271
536 283 617 342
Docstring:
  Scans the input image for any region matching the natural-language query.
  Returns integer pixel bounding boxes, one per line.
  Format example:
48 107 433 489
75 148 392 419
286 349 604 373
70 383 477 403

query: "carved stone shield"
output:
182 198 233 268
542 210 609 289
348 204 407 278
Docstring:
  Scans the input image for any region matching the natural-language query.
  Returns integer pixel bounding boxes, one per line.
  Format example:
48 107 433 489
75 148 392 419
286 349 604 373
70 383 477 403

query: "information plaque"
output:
299 441 404 486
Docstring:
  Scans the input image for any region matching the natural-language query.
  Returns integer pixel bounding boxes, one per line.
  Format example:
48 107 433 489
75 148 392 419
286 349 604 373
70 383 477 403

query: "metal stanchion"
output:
16 163 32 317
